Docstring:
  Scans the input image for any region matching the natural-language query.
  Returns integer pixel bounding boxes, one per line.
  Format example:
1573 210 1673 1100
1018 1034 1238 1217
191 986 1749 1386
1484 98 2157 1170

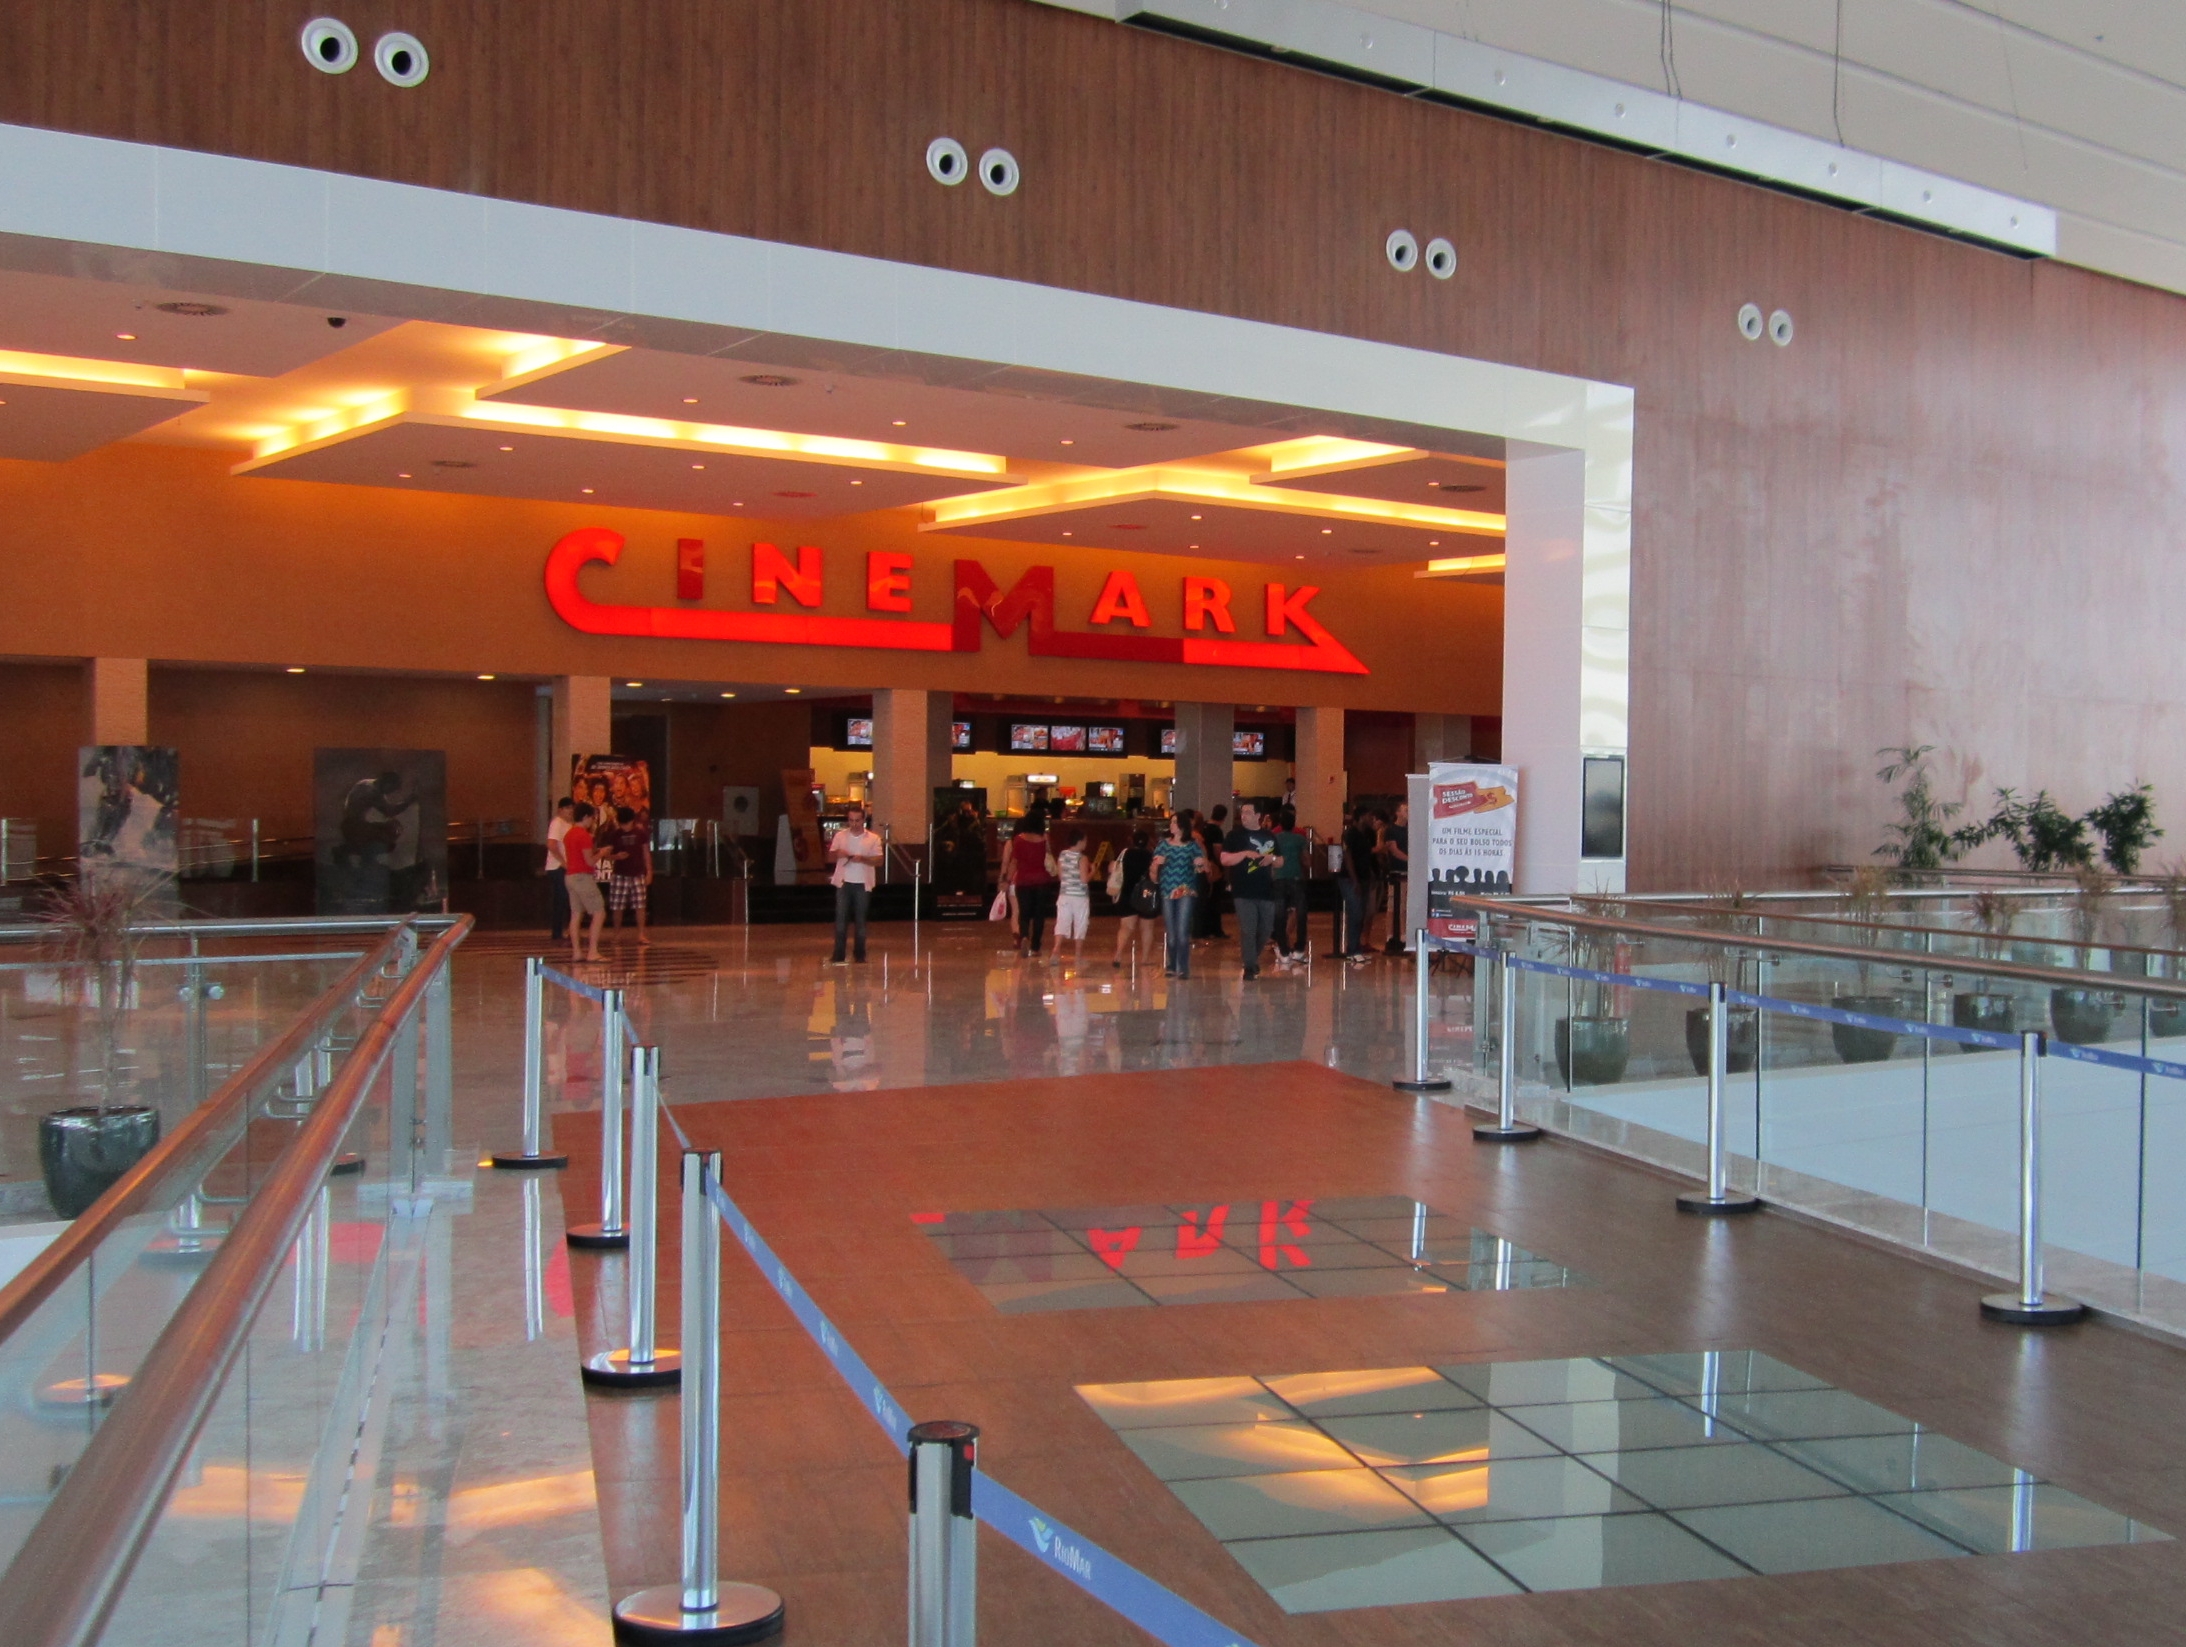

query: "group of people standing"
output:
543 795 653 962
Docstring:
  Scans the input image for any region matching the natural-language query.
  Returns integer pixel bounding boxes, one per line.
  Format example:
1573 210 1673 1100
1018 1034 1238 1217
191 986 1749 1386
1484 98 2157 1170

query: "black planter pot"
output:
1831 995 1905 1065
2150 999 2186 1039
39 1105 161 1219
1951 992 2016 1048
1554 1016 1632 1087
2049 987 2116 1047
1684 1006 1759 1075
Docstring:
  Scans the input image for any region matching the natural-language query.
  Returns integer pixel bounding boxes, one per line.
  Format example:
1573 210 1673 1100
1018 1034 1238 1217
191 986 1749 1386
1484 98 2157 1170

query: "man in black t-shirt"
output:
1220 801 1281 979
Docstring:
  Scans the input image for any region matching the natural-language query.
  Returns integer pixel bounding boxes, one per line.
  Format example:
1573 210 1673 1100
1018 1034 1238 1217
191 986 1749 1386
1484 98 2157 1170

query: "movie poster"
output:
780 766 826 883
1425 761 1518 939
315 749 448 915
571 753 651 831
78 746 178 891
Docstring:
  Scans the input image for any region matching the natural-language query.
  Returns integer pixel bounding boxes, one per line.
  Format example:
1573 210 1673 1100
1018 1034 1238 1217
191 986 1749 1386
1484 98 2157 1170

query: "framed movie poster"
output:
79 746 178 892
571 753 652 829
315 749 447 915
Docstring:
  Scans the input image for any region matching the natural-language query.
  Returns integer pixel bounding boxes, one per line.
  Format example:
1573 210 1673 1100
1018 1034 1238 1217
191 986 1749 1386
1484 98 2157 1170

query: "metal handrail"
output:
0 915 472 1647
0 927 406 1349
1638 897 2186 971
0 914 457 945
1449 895 2186 1001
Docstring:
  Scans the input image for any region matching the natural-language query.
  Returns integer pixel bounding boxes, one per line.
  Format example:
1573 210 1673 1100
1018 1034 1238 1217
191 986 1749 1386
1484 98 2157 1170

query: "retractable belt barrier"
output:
651 1087 1270 1647
539 962 613 1005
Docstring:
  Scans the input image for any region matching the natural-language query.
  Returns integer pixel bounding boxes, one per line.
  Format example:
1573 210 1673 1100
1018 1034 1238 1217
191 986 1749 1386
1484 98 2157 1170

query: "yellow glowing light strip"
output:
921 466 1504 537
439 397 1012 479
0 349 201 398
494 337 624 393
1258 437 1415 478
238 392 410 466
1414 554 1508 577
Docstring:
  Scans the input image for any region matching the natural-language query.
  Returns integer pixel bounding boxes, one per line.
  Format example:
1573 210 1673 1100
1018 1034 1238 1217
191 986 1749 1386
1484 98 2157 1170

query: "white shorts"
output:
1054 893 1090 940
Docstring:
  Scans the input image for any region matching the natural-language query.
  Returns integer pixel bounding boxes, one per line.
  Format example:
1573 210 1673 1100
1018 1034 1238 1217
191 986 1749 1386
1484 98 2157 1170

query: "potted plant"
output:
1951 888 2016 1046
2050 864 2117 1045
1874 745 1966 876
2151 867 2186 1038
1552 896 1631 1087
36 873 167 1218
1684 886 1759 1075
1833 865 1908 1063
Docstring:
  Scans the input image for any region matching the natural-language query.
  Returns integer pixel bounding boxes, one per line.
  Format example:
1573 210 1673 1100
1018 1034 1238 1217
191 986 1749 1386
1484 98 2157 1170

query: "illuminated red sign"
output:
545 528 1367 675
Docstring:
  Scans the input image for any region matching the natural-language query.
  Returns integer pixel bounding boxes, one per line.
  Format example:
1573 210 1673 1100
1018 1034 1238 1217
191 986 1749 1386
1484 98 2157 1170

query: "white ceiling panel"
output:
0 269 395 376
0 381 202 460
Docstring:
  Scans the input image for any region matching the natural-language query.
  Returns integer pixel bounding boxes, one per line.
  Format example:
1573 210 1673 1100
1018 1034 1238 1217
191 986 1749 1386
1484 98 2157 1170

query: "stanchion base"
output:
143 1232 225 1264
581 1347 683 1389
1392 1078 1454 1094
39 1373 128 1409
1980 1292 2088 1326
490 1151 570 1170
566 1223 630 1250
1676 1189 1762 1216
330 1153 366 1177
1473 1122 1543 1143
612 1583 784 1645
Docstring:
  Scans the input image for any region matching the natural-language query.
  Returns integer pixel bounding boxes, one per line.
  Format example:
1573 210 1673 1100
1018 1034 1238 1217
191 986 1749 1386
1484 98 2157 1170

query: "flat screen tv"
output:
845 717 874 748
1009 723 1049 751
1086 725 1126 754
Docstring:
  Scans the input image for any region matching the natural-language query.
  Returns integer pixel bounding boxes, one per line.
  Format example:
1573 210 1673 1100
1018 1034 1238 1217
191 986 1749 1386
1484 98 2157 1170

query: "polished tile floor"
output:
1078 1352 2167 1613
918 1195 1583 1313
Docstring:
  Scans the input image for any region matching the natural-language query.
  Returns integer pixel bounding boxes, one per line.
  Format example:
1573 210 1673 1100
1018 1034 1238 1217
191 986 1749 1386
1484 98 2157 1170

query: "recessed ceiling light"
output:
286 667 306 674
682 397 699 404
1061 531 1073 537
1321 528 1333 535
740 374 799 388
784 687 801 694
1429 540 1440 547
850 479 863 486
1294 554 1305 561
1059 439 1075 446
732 501 744 507
691 463 705 470
720 692 735 698
396 472 412 478
499 445 514 452
1190 515 1202 521
114 332 136 341
581 487 596 494
627 680 643 687
477 673 496 680
1189 543 1199 549
892 420 907 427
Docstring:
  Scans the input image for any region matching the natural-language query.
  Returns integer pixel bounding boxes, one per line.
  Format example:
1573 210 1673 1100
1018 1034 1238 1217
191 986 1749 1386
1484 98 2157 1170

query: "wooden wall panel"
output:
0 1 2180 883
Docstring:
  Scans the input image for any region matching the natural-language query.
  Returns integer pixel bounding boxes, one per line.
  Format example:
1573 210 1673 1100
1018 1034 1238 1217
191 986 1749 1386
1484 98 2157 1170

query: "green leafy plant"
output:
2084 783 2162 875
37 872 171 1114
1963 789 2094 872
1873 746 1964 872
1561 894 1627 1017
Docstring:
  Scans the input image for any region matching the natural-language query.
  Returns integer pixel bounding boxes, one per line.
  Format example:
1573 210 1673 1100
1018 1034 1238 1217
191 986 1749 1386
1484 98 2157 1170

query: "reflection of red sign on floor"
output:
1089 1199 1318 1271
1087 1227 1143 1269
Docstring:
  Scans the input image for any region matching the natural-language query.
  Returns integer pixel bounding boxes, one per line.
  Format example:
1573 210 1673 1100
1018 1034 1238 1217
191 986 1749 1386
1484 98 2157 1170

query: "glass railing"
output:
1443 899 2186 1335
0 915 470 1647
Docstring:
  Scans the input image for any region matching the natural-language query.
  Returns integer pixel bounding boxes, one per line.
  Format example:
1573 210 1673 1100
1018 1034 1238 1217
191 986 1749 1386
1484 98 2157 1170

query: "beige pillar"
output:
872 688 948 845
1293 706 1347 840
1171 702 1235 817
85 657 149 746
1413 713 1473 769
551 675 613 801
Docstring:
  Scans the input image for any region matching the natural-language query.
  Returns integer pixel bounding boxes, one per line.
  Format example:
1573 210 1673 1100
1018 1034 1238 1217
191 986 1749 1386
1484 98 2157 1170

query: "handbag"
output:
1128 877 1159 919
1105 857 1127 900
987 887 1010 921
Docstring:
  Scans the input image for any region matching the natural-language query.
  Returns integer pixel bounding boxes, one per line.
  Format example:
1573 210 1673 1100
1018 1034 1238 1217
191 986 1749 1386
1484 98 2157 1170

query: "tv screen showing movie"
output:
1048 724 1087 753
1009 723 1049 751
845 717 874 748
951 720 973 750
1233 729 1267 758
1159 727 1177 756
1087 725 1126 754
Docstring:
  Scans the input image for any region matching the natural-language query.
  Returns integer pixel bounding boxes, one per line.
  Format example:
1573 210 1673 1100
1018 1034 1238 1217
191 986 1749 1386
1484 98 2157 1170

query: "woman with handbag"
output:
1110 828 1160 970
1152 814 1209 979
1004 808 1058 959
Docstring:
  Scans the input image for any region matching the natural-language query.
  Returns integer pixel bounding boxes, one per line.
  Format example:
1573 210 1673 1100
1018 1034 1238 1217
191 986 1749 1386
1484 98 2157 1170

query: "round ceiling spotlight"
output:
1385 228 1419 272
300 17 359 74
740 373 800 388
1737 302 1764 341
1768 308 1795 346
926 137 969 186
978 148 1021 196
374 31 430 86
151 300 229 317
1424 237 1457 279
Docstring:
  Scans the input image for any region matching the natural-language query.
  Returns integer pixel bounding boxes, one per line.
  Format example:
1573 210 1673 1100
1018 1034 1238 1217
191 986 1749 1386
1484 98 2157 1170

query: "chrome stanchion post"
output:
907 1420 979 1647
1982 1031 2086 1324
1392 928 1452 1093
585 1044 682 1388
613 1152 785 1644
494 957 569 1168
569 988 631 1248
1475 949 1541 1142
1679 981 1760 1214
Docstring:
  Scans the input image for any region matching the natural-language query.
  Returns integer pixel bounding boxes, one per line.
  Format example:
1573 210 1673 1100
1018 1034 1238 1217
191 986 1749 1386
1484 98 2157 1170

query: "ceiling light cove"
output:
0 348 206 402
494 337 625 393
921 466 1505 539
1415 553 1508 578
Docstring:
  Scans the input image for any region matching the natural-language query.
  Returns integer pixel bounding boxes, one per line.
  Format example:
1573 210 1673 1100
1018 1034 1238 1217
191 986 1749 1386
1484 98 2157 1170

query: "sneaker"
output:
1242 968 1260 980
828 957 849 967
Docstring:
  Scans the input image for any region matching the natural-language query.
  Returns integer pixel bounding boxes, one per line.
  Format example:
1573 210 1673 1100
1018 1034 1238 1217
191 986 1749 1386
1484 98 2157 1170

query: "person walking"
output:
1005 808 1058 959
1110 827 1160 970
602 805 653 947
1381 798 1412 954
543 795 575 942
1337 805 1378 962
1194 804 1228 940
1052 825 1091 968
1272 807 1309 964
1220 801 1281 979
828 803 883 964
1153 813 1207 979
562 802 606 963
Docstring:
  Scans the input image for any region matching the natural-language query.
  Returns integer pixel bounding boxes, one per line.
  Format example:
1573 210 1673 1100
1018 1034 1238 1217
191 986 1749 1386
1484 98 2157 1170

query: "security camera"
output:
327 316 348 328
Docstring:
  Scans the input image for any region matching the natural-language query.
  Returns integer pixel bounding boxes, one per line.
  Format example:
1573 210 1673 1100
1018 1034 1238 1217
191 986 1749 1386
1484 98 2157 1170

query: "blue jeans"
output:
831 882 870 960
1162 893 1196 976
1337 879 1367 955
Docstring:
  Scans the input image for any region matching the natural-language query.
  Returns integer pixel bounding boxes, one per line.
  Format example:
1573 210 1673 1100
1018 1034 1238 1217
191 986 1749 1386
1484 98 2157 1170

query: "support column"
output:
1413 714 1473 769
552 676 613 802
1171 702 1234 817
85 658 149 747
1292 707 1346 840
872 688 945 846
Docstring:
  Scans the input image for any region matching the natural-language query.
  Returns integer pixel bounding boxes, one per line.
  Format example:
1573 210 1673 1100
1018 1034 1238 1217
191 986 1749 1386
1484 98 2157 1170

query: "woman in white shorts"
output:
1051 826 1090 966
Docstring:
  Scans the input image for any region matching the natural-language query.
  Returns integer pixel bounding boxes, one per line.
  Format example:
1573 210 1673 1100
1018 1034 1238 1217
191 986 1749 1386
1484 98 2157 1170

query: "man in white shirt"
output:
543 796 576 941
828 804 884 964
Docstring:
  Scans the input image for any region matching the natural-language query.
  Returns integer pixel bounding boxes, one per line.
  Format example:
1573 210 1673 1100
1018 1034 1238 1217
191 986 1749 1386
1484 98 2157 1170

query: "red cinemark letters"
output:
752 542 822 607
866 551 913 613
676 538 705 601
1090 569 1152 628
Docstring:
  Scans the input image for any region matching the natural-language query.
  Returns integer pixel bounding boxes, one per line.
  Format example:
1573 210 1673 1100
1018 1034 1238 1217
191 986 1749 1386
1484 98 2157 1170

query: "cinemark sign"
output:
545 527 1368 675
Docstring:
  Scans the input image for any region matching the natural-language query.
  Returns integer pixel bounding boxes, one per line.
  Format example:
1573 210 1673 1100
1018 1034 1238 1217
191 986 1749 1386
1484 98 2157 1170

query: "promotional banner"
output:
78 746 178 893
571 753 651 830
315 749 447 915
1426 761 1518 938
